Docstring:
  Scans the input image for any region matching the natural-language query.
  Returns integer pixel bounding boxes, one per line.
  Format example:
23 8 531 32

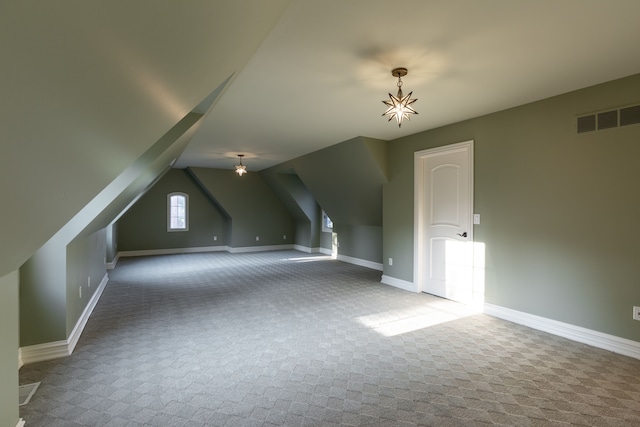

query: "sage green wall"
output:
189 168 294 248
320 231 333 252
20 229 108 347
0 270 19 427
117 169 228 251
20 239 67 345
66 230 107 337
292 136 387 226
261 172 322 249
384 73 640 341
335 224 382 263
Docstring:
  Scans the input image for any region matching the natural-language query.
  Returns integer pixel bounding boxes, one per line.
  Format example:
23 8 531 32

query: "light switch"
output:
473 214 480 225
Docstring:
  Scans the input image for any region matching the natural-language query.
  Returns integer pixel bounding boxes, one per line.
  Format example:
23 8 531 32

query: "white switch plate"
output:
213 235 217 241
256 236 260 241
633 306 640 321
473 214 480 224
388 258 393 266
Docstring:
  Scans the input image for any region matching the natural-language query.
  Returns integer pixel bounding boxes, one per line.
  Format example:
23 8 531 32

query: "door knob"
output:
456 232 468 238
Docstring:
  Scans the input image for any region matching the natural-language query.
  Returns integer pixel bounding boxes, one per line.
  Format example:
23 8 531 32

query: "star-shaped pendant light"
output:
382 68 418 127
234 154 247 176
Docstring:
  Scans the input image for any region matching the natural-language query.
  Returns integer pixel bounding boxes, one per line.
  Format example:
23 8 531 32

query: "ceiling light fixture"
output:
382 67 418 127
234 154 247 176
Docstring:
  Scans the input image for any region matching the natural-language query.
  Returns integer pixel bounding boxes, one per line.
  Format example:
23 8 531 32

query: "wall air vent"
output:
577 103 640 133
620 105 640 126
577 115 596 133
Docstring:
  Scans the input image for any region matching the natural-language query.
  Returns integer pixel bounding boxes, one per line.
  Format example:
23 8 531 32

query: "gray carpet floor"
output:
19 250 640 426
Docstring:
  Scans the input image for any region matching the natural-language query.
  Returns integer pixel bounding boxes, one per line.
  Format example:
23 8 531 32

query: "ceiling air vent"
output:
577 103 640 134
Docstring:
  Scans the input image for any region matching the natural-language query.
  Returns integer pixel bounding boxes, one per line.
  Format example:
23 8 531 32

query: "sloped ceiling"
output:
0 0 290 277
177 0 640 171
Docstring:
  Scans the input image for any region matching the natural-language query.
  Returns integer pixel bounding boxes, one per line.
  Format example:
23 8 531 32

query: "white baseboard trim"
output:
484 303 640 360
20 273 109 366
118 246 228 258
293 245 321 254
118 244 299 258
68 273 108 354
319 247 333 256
228 244 294 253
19 339 70 365
336 254 383 271
380 275 418 293
16 419 25 427
106 253 120 270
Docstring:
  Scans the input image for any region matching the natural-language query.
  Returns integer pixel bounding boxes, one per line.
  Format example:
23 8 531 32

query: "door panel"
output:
415 141 473 303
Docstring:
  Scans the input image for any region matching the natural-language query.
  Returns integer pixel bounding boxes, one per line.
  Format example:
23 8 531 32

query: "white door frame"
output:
414 140 474 293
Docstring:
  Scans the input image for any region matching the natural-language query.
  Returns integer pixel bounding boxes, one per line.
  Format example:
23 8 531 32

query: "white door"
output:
415 141 473 303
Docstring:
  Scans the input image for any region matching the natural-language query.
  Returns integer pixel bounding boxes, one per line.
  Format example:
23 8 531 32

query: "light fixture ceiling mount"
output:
382 67 418 128
234 154 247 176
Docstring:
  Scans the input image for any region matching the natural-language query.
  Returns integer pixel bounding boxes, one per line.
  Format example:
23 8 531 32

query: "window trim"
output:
167 192 189 232
322 210 333 233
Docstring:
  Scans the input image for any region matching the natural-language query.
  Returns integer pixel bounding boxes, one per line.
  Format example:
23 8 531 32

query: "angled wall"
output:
20 109 209 347
0 0 291 278
261 171 322 250
263 136 388 264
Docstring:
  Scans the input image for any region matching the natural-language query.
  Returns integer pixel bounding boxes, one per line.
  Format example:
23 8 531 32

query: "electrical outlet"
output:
256 236 260 241
389 258 393 266
283 234 287 240
473 214 481 225
633 306 640 321
213 235 217 241
79 286 82 299
88 276 91 288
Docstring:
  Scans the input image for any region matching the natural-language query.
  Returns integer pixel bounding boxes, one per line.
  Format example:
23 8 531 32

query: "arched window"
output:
167 192 189 231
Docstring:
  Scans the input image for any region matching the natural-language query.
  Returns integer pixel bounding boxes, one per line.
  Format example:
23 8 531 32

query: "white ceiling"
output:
176 0 640 171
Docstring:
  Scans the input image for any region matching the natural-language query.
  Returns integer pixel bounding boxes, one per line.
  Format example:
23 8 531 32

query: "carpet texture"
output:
19 251 640 426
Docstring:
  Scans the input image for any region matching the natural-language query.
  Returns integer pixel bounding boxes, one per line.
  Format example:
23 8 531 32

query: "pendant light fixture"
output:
234 154 247 176
382 67 418 127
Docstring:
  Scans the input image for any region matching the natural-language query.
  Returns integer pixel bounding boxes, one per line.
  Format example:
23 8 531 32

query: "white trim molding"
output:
106 253 120 270
336 254 383 271
16 419 25 427
118 245 228 258
380 275 418 293
68 273 108 354
20 273 109 366
228 244 294 254
484 303 640 360
118 244 298 258
319 247 333 256
293 245 321 254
